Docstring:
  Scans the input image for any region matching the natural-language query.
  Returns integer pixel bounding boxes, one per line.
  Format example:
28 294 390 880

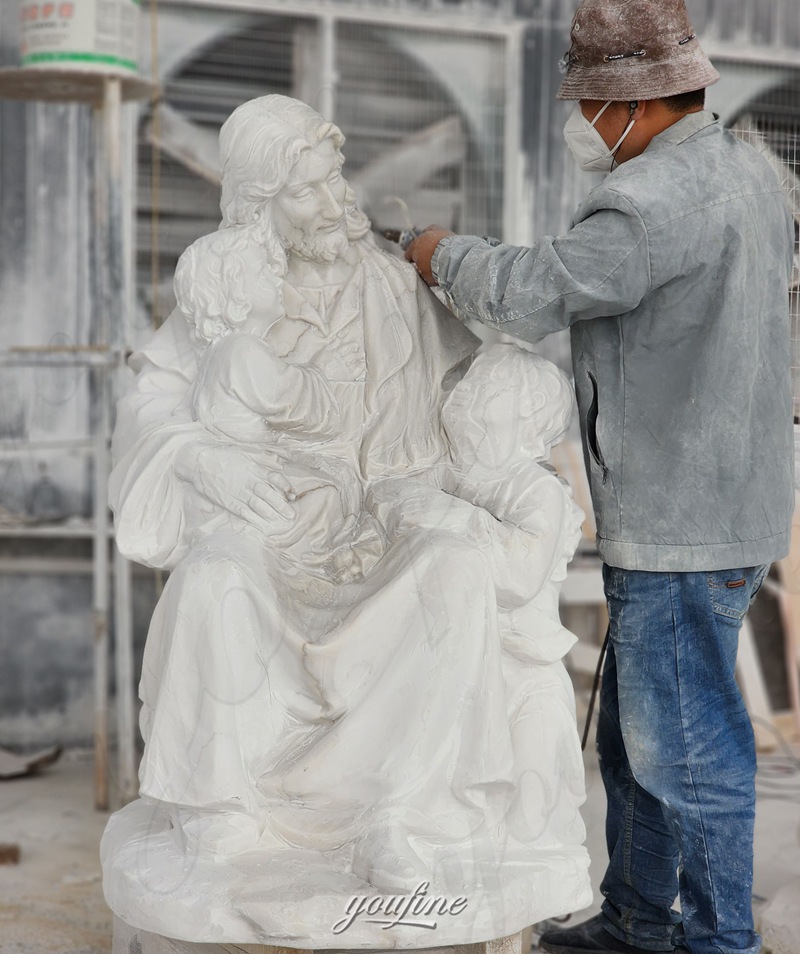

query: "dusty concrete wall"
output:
0 4 101 752
0 552 158 750
1 0 798 754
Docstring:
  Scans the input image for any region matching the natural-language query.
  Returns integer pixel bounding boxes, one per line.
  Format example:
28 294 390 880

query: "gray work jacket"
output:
432 111 795 572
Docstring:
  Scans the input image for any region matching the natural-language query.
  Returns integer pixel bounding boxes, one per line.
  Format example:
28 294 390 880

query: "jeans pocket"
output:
706 566 764 620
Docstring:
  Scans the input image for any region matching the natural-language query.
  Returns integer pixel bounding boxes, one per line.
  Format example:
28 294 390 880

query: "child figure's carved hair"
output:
442 345 575 468
174 226 284 345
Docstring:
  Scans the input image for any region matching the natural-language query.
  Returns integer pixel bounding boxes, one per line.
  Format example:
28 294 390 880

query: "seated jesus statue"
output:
101 94 592 948
175 225 384 579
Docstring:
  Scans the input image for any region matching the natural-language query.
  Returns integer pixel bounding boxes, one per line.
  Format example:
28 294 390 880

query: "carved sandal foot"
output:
170 809 263 861
351 826 430 894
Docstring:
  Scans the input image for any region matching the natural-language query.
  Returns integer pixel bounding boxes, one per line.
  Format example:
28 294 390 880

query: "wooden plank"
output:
114 547 138 803
0 843 20 865
775 492 800 738
483 933 523 954
114 918 524 954
737 617 777 752
0 746 61 779
774 710 800 741
560 566 605 605
145 103 222 185
566 639 603 677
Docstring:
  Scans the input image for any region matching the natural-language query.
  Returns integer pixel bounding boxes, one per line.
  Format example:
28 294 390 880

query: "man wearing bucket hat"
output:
406 2 795 954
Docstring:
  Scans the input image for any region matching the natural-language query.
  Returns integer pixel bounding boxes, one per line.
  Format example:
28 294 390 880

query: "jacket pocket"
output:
586 372 605 470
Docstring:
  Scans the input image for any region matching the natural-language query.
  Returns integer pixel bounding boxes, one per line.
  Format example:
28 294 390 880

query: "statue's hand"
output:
177 441 296 533
368 476 481 538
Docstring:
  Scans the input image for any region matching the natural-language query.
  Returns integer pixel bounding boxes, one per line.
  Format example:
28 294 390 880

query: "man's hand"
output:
404 226 454 286
177 441 296 535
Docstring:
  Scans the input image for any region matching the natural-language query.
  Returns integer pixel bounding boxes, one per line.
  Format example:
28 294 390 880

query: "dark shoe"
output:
539 914 674 954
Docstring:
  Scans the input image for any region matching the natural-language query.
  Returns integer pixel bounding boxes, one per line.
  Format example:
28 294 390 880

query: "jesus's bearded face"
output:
270 138 349 264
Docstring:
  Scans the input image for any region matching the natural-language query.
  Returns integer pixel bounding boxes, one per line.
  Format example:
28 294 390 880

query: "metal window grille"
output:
140 4 514 333
692 0 800 51
724 69 800 421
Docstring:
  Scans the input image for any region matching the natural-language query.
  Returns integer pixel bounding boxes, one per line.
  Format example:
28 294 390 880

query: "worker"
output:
405 2 795 954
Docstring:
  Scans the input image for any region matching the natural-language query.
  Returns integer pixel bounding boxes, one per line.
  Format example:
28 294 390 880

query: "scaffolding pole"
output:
0 66 155 811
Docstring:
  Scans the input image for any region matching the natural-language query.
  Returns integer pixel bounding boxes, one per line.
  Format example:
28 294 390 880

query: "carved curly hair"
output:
218 95 370 271
174 225 283 345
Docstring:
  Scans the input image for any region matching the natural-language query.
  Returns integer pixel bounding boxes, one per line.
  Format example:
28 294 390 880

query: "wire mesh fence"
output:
332 22 506 240
726 69 800 422
139 7 510 334
691 0 800 50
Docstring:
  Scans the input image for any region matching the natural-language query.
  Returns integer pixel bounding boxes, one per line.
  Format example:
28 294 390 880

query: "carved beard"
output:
283 225 349 264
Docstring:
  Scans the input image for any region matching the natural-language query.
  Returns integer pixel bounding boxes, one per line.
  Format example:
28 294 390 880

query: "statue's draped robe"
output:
107 239 591 928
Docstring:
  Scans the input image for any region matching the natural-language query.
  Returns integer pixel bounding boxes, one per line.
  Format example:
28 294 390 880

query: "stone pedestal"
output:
113 916 524 954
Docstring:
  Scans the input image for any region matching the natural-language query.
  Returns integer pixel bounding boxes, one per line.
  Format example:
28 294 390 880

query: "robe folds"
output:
102 238 592 946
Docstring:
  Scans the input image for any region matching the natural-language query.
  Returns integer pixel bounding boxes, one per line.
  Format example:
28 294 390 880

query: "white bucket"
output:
20 0 140 76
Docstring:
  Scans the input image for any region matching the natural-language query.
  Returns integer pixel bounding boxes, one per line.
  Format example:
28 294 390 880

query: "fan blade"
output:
351 115 466 215
145 102 221 185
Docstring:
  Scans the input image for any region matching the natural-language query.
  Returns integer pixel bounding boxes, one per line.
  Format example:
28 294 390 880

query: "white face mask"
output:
564 101 637 173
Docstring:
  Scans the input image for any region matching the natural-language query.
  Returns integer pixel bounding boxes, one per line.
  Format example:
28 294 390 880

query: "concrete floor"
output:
0 741 798 954
0 750 112 954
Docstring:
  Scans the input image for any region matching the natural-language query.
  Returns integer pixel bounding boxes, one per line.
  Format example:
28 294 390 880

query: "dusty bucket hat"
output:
557 0 720 101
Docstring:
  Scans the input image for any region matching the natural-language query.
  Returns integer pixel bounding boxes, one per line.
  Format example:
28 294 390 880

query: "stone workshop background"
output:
0 0 798 752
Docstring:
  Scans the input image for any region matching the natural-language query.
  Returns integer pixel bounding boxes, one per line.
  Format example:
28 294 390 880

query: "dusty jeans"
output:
597 564 769 954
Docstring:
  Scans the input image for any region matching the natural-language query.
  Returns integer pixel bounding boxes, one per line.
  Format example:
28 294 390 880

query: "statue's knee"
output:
421 533 491 598
172 543 255 602
426 530 485 564
450 535 491 583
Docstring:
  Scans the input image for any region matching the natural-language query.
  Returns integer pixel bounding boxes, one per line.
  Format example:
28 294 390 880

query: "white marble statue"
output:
175 225 384 578
101 95 592 948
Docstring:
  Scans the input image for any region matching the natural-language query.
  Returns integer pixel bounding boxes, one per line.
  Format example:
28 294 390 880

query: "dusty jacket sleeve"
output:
431 190 652 344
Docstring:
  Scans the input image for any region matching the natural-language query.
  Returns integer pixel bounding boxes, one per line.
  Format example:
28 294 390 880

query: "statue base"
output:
102 799 591 948
113 916 525 954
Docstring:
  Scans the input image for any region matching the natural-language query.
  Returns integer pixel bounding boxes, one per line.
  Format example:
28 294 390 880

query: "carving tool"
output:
378 196 420 250
380 226 420 250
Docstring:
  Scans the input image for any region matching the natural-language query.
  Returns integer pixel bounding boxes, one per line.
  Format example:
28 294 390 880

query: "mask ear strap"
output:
611 119 636 153
609 102 640 168
589 100 614 129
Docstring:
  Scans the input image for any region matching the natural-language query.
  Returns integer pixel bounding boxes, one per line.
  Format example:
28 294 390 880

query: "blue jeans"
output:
597 564 769 954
